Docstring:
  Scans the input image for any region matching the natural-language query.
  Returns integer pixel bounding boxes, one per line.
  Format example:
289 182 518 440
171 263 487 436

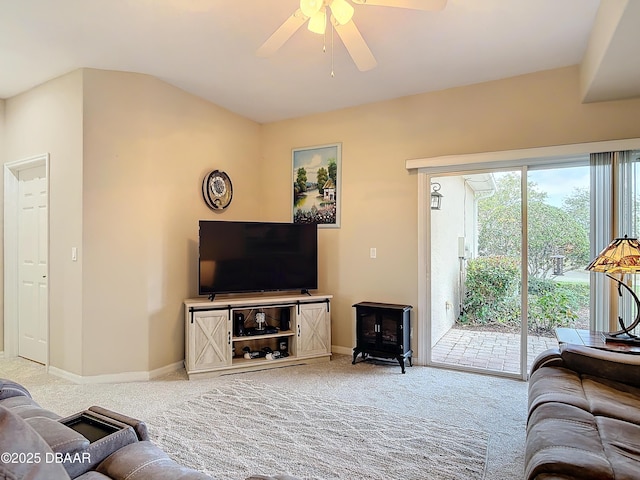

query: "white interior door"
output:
17 165 48 364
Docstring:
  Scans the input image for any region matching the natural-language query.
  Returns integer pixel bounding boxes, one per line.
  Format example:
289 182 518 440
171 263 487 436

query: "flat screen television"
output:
198 220 318 298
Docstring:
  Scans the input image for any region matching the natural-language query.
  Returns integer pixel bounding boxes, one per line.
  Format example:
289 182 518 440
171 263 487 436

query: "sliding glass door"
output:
429 162 591 377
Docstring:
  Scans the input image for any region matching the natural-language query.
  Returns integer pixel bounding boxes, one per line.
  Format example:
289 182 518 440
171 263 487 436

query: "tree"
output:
328 159 337 185
563 187 590 232
526 201 590 277
478 173 590 278
295 167 307 197
317 167 328 195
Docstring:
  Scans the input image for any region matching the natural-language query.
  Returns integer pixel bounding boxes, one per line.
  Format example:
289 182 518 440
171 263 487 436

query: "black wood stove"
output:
352 302 413 373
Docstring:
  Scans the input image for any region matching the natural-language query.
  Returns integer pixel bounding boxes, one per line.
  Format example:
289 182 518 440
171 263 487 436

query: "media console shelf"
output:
184 293 332 379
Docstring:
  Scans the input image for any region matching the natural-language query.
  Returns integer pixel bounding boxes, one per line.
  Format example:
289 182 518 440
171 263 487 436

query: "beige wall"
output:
262 65 640 352
0 98 4 352
2 69 261 377
81 69 261 375
4 71 84 373
429 176 469 344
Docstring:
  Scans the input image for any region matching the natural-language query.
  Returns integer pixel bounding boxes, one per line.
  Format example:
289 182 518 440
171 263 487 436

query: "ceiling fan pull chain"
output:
330 20 335 77
323 17 327 53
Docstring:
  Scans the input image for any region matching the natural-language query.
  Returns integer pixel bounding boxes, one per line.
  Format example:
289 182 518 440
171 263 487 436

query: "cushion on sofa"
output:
582 375 640 425
0 405 70 480
525 402 614 480
597 416 640 480
560 344 640 388
527 366 589 420
0 394 62 420
0 379 33 400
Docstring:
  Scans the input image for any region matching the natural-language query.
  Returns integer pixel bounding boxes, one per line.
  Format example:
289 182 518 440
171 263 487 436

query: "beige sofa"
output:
526 343 640 479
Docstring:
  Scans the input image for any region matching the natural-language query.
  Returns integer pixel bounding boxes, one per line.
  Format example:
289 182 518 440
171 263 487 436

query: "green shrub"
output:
459 256 589 334
527 281 588 334
527 277 555 296
459 256 521 327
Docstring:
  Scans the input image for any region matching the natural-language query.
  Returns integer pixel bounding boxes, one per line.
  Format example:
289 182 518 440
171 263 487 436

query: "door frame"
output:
3 153 50 361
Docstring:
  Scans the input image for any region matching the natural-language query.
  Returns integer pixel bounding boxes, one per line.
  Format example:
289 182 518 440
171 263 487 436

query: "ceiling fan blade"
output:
352 0 447 11
334 20 377 71
256 10 307 57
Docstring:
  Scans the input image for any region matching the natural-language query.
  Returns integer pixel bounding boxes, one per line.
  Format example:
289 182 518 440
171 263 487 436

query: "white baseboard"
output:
48 361 185 384
0 351 4 359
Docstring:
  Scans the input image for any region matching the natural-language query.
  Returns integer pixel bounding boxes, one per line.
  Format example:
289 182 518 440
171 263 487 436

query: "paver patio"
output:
431 327 558 375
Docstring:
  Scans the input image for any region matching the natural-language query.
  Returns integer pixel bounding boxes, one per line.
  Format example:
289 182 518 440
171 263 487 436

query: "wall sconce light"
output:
431 182 443 210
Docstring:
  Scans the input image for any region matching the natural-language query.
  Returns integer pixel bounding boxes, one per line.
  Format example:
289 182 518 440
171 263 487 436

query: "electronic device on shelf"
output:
198 220 318 299
242 346 289 360
234 312 245 336
244 326 279 336
280 309 290 331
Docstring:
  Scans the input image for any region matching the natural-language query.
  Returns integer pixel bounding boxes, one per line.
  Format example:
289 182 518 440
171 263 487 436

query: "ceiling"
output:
0 0 638 124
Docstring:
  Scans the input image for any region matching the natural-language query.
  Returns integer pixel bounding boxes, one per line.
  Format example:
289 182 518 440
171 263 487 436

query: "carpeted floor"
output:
149 379 488 479
0 354 528 480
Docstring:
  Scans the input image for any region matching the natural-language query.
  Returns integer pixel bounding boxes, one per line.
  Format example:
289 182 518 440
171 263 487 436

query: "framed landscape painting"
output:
292 143 341 228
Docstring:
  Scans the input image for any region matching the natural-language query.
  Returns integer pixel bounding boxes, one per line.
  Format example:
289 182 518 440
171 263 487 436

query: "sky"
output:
494 166 590 208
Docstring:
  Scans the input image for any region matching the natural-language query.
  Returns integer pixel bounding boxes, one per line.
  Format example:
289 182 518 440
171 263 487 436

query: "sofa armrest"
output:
560 344 640 388
0 379 32 400
529 348 563 375
25 416 90 454
87 406 149 441
95 441 212 479
58 410 140 479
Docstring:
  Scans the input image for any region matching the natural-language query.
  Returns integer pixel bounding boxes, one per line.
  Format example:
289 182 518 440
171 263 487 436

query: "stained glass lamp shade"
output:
586 235 640 343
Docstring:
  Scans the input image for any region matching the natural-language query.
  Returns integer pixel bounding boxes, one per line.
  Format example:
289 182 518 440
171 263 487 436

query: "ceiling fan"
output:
256 0 447 72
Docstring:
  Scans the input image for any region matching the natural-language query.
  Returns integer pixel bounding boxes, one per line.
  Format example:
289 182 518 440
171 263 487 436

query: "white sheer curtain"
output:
617 151 640 333
590 152 613 331
590 150 640 332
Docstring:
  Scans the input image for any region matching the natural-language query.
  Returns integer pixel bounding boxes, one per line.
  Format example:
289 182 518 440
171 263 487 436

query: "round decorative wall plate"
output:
202 170 233 210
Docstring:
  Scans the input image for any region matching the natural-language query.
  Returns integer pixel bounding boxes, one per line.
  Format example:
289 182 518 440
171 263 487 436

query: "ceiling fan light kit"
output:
308 9 327 34
329 0 355 25
257 0 447 72
300 0 323 17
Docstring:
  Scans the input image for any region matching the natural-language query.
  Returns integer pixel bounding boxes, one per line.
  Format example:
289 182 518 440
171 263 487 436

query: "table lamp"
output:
586 235 640 344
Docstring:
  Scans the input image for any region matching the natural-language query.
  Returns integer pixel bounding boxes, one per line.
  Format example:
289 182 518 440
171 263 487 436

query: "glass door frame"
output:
421 167 530 380
412 139 640 380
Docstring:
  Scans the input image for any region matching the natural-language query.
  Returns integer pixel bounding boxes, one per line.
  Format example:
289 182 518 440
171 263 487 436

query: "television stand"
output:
301 289 312 295
184 293 332 378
